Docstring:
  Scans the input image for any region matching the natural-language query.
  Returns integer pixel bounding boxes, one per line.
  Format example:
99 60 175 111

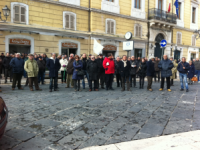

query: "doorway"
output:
103 50 115 57
174 50 180 61
9 45 31 54
154 33 165 59
61 48 77 57
191 53 196 61
135 49 142 58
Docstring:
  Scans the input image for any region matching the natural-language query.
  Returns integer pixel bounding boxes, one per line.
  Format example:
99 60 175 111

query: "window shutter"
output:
135 26 138 37
138 26 141 37
111 21 114 34
14 5 19 22
21 6 25 23
65 14 69 28
70 15 74 30
107 20 110 33
192 36 195 46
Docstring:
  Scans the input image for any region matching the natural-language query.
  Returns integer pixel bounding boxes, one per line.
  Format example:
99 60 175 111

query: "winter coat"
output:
24 59 39 77
154 60 160 71
119 61 131 77
72 60 83 80
158 59 174 77
177 62 190 74
67 58 75 74
146 60 155 77
170 61 178 79
193 61 200 70
37 60 46 72
0 58 2 74
103 57 115 74
97 58 105 73
130 60 138 75
59 59 68 71
115 60 121 74
188 64 195 78
10 57 24 74
87 60 99 80
138 62 147 77
3 56 12 69
81 58 88 70
46 58 61 78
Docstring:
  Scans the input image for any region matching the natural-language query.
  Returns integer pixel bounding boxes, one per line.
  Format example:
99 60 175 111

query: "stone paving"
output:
0 80 199 150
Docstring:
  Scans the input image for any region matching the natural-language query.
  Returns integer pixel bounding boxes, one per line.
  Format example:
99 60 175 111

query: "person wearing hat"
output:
37 56 46 84
24 54 42 91
146 56 155 91
59 55 68 84
158 55 174 92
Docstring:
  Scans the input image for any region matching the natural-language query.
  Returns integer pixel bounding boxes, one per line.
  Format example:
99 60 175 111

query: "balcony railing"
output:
148 8 177 24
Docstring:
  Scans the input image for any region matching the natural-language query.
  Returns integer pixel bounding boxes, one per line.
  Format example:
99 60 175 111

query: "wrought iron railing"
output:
148 8 177 24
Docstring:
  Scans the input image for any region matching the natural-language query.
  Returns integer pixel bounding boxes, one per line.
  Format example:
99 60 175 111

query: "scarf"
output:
122 60 127 67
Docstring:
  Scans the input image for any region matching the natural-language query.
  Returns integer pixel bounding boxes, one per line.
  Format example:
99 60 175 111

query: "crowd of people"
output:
0 52 199 93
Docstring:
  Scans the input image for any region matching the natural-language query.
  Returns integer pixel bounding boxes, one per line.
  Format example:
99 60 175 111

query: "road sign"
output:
160 39 167 47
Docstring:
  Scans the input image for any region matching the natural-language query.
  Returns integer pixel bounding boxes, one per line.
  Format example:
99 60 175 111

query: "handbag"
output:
191 76 198 82
77 69 85 76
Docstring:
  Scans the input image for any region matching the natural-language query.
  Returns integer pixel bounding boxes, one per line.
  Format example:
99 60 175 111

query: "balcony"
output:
148 8 177 28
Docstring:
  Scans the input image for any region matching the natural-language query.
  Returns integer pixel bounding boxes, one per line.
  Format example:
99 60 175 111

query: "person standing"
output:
0 57 2 92
138 58 147 89
103 53 115 90
59 55 68 84
170 57 178 86
146 56 155 91
119 55 131 91
87 56 99 91
81 53 89 89
10 53 24 90
115 56 121 87
154 57 160 82
177 57 190 92
130 56 138 88
188 61 195 85
3 53 12 83
46 53 61 92
193 58 200 83
66 53 75 88
158 55 174 92
72 55 83 92
37 56 46 84
24 54 42 91
0 53 5 76
97 54 105 89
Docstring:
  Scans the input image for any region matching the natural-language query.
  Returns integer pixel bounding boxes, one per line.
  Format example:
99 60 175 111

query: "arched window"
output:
134 24 142 37
63 11 76 30
106 19 116 34
177 32 182 45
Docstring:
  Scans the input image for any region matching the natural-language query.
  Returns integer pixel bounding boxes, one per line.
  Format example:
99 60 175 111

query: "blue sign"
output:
160 39 167 47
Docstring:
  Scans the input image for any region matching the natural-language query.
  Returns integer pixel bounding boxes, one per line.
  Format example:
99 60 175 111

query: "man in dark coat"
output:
66 53 75 88
154 57 160 82
115 56 121 87
97 54 105 89
3 53 12 83
130 56 138 87
158 55 174 92
46 53 61 92
0 53 5 75
119 55 131 91
87 56 99 91
10 53 24 90
37 56 46 84
81 53 89 89
146 56 155 91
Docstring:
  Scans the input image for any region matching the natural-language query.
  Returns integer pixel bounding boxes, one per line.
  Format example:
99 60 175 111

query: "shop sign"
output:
103 45 117 51
10 39 31 45
62 42 78 48
123 41 134 51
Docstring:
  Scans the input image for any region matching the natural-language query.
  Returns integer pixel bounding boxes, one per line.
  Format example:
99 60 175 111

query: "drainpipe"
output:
147 0 150 58
171 0 174 57
88 0 91 55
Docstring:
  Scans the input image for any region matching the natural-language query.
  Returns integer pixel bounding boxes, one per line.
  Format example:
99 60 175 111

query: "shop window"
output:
177 32 182 45
63 12 76 30
192 35 196 46
135 24 142 37
106 19 115 34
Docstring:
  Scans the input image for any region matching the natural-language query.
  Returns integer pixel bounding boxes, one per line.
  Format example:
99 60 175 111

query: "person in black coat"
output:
81 53 89 89
130 56 138 87
115 56 121 87
3 52 12 83
87 56 99 91
119 55 131 91
46 53 61 92
37 56 46 84
96 54 105 89
146 57 155 91
138 58 147 89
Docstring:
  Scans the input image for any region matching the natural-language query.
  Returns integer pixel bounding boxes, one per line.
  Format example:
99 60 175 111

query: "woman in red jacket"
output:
103 53 115 90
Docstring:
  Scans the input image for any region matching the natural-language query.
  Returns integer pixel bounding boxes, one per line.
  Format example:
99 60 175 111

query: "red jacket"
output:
103 57 115 74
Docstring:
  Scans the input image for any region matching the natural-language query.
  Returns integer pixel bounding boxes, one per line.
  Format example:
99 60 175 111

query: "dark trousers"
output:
116 73 121 87
161 77 170 89
154 71 160 82
105 74 114 89
61 71 67 82
139 76 145 87
74 79 80 90
89 80 98 90
170 79 173 85
49 77 58 90
38 71 44 84
130 74 136 87
5 69 12 82
97 72 105 88
147 76 153 90
12 73 22 88
29 77 39 90
121 76 130 90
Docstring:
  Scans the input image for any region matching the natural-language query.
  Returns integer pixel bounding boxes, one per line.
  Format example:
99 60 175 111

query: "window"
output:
177 32 182 45
106 0 114 1
135 24 142 37
178 2 181 19
63 12 76 30
192 7 196 23
106 19 115 34
158 0 162 10
134 0 141 9
192 35 196 46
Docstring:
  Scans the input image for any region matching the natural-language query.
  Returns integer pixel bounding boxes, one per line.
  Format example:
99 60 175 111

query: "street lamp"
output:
0 5 10 22
194 29 200 39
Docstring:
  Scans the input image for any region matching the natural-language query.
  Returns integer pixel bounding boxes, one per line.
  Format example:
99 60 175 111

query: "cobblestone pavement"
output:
0 80 199 150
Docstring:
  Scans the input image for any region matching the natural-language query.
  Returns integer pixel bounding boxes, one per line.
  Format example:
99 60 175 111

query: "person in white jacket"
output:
59 55 68 83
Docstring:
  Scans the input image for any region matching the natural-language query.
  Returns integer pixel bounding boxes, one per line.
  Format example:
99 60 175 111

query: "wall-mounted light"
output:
0 5 10 22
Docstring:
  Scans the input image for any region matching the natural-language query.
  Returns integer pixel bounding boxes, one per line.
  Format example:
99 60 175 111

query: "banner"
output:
93 39 104 55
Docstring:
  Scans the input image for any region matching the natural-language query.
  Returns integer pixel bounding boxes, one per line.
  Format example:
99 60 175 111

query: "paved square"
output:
0 81 199 150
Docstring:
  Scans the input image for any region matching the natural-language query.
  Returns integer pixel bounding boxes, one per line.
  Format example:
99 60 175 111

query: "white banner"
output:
93 39 104 55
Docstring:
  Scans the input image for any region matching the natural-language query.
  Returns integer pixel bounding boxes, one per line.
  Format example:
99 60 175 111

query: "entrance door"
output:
191 53 196 61
102 45 117 57
103 51 115 57
9 45 31 54
174 50 180 61
154 33 165 59
61 48 77 57
135 49 142 58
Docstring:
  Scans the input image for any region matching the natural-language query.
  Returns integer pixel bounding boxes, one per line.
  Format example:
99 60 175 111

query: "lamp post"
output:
0 5 10 22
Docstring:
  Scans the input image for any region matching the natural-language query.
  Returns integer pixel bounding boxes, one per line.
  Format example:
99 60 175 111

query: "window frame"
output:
105 19 116 34
134 24 142 38
176 32 182 45
192 7 196 23
63 11 76 30
134 0 141 9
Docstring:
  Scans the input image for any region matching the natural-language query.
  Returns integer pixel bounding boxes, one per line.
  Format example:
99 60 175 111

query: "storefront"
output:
102 45 117 57
61 42 78 56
